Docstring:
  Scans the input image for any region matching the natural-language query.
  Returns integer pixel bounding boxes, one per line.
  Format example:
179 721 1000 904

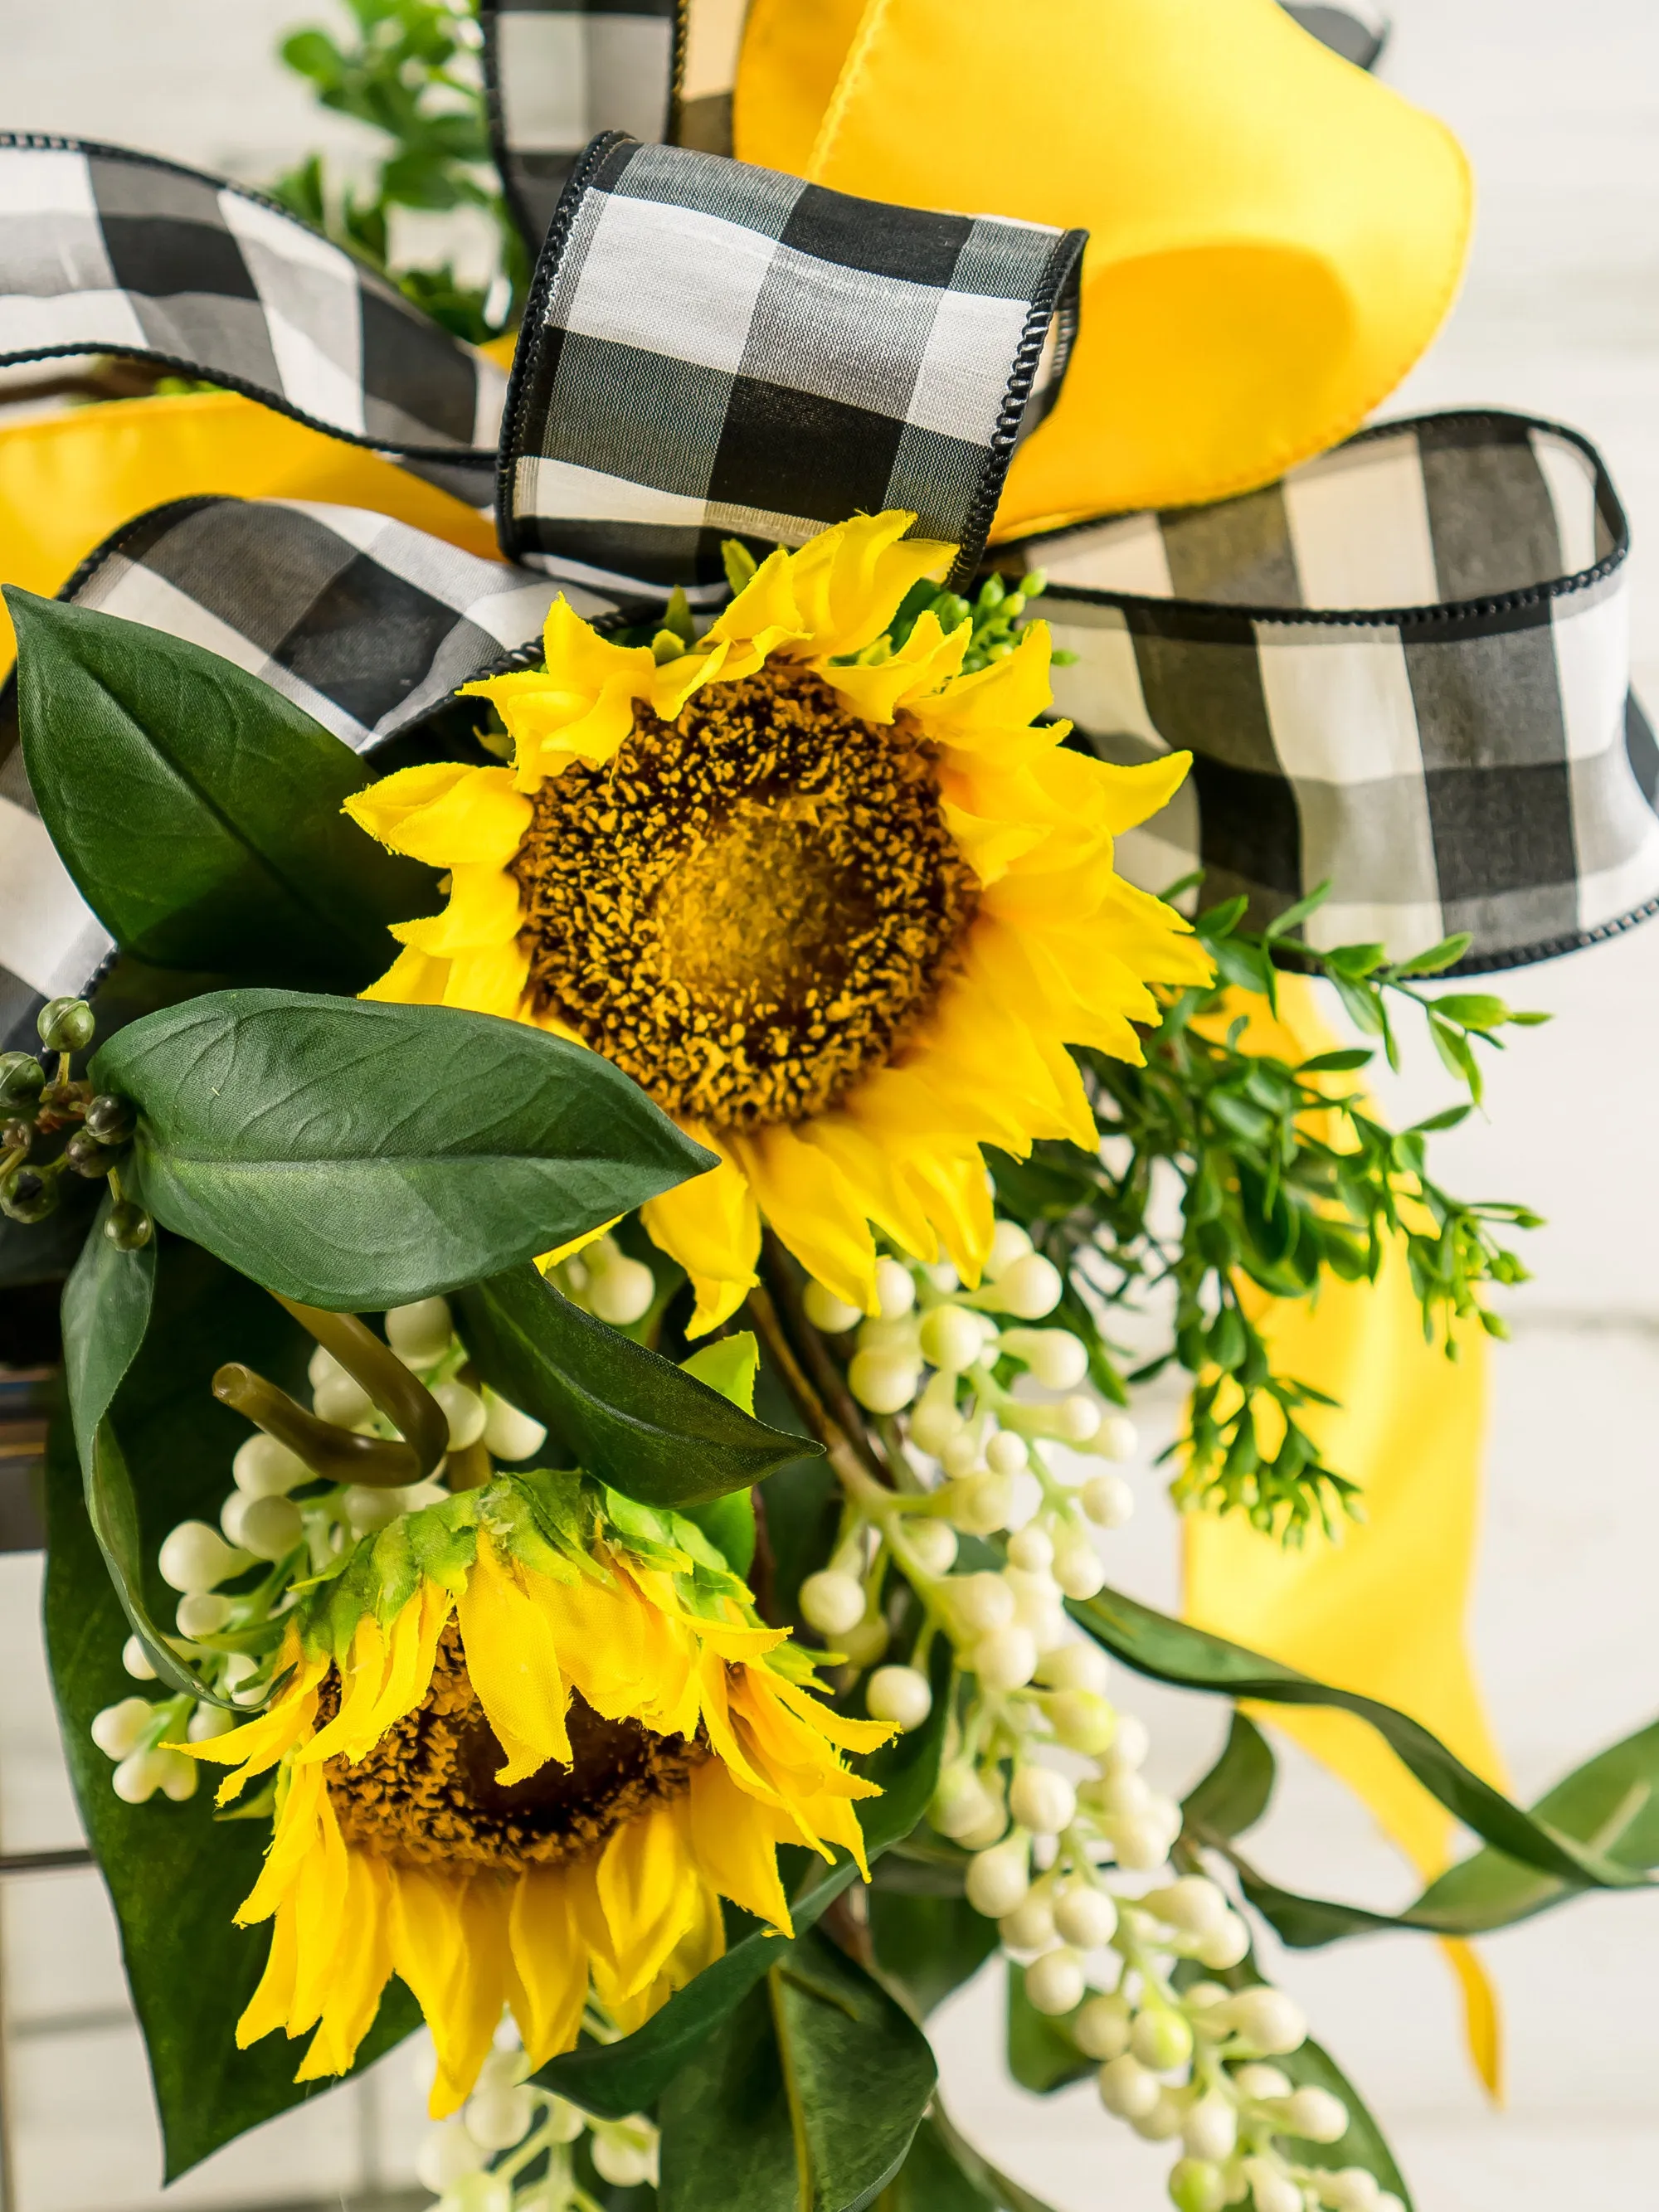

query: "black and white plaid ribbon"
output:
499 134 1085 591
0 494 623 1058
0 135 504 508
1001 412 1657 974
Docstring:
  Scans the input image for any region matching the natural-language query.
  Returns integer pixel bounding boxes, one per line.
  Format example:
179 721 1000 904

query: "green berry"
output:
66 1130 114 1178
105 1200 153 1252
2 1168 58 1223
1 1118 32 1158
37 997 95 1053
85 1094 136 1145
0 1053 45 1106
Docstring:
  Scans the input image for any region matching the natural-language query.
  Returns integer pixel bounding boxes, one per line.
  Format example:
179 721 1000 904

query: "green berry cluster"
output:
0 998 148 1246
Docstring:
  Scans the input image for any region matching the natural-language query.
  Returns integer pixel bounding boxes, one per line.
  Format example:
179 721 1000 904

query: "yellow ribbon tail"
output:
1183 979 1506 2099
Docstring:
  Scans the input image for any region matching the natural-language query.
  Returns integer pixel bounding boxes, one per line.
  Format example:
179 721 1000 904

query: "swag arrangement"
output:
5 6 1659 2212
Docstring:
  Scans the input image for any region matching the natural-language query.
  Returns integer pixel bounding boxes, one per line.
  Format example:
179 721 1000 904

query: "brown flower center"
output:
323 1623 705 1872
509 664 978 1130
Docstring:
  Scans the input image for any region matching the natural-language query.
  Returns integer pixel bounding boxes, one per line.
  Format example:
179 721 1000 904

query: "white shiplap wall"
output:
4 3 1659 2207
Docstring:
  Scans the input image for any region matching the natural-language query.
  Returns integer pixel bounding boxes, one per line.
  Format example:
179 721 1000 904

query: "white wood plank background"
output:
4 5 1659 2206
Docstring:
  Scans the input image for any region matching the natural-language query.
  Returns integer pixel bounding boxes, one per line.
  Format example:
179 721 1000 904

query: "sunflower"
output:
345 513 1208 1331
177 1473 892 2115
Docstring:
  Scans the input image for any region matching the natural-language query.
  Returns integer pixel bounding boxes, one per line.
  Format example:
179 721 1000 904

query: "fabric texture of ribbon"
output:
497 132 1085 589
0 135 505 500
1002 411 1659 972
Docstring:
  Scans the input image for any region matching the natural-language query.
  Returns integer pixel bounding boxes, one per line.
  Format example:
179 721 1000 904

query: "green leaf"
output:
1234 1714 1659 1947
91 990 711 1309
42 1242 418 2180
1385 933 1472 978
1071 1582 1651 1892
6 589 439 992
679 1334 763 1566
868 1889 999 2020
1261 879 1332 940
1006 1966 1092 2094
1429 993 1509 1031
1182 1709 1276 1841
1297 1048 1374 1074
876 2108 1062 2212
658 1932 935 2212
456 1270 812 1509
56 1204 195 1678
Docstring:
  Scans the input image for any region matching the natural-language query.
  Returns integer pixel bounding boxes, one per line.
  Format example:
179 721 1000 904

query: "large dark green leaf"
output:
6 587 439 990
868 1889 998 2021
658 1931 936 2212
1182 1709 1277 1841
91 990 713 1308
42 1242 417 2180
538 1646 948 2117
455 1268 815 1509
876 2109 1060 2212
1230 1716 1659 1948
57 1202 198 1696
1073 1582 1650 1892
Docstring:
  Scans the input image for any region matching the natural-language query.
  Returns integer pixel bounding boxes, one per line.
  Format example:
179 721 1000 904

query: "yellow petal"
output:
297 1849 395 2079
817 609 970 723
641 1126 761 1336
455 1534 572 1781
391 862 522 956
236 1898 299 2048
389 1862 466 2062
781 512 956 660
796 1111 938 1264
940 800 1046 887
360 942 454 1006
912 619 1057 746
687 1761 794 1932
595 1803 705 2002
508 1866 591 2066
705 544 805 653
427 1875 514 2115
730 1122 878 1315
441 937 532 1018
347 764 531 868
236 1760 329 1926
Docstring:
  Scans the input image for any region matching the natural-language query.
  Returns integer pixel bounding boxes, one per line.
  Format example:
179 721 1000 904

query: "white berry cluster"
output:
548 1233 657 1329
88 1297 546 1804
416 2035 657 2210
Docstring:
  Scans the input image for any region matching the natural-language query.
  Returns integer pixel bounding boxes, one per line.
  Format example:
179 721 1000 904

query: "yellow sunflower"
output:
178 1480 891 2115
345 513 1207 1330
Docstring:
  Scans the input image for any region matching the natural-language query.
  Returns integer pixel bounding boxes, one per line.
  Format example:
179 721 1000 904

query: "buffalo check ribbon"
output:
0 0 1654 1070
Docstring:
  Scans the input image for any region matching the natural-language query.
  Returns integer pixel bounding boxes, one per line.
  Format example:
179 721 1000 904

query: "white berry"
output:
91 1697 153 1761
966 1839 1030 1918
1051 1881 1117 1948
800 1570 867 1638
481 1388 546 1462
1024 1947 1086 2015
918 1303 985 1374
971 1625 1039 1692
1284 2085 1350 2142
231 1432 309 1498
1009 1764 1077 1836
1182 2094 1237 2161
314 1371 374 1428
865 1665 932 1731
385 1298 454 1369
1051 1530 1106 1600
236 1494 304 1563
986 1221 1034 1277
1097 2054 1160 2119
120 1635 156 1681
1039 1640 1109 1694
999 1896 1057 1952
1220 1988 1306 2056
1081 1472 1135 1528
902 1518 958 1576
848 1349 921 1413
1073 1992 1131 2061
176 1592 232 1638
588 1255 656 1326
158 1521 246 1595
804 1280 862 1332
434 1380 488 1449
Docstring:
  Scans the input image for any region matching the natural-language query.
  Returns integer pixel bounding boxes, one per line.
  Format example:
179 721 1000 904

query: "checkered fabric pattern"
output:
1282 2 1389 67
0 496 623 1060
1002 411 1658 975
0 136 505 474
499 134 1087 591
481 0 683 251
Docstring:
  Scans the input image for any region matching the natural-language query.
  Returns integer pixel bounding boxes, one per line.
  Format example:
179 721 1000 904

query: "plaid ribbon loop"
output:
1009 411 1658 973
497 133 1087 592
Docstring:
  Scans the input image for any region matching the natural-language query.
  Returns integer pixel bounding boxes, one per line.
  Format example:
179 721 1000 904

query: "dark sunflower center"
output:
323 1623 705 1872
509 665 979 1130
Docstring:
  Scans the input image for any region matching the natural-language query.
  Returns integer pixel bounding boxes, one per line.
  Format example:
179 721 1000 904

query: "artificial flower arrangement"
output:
4 5 1659 2212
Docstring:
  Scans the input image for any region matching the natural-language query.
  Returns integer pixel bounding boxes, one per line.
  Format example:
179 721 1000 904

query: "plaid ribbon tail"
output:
0 135 504 495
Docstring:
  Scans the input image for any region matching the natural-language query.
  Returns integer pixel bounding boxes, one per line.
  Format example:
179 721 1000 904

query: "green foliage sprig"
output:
991 887 1545 1539
270 0 524 343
